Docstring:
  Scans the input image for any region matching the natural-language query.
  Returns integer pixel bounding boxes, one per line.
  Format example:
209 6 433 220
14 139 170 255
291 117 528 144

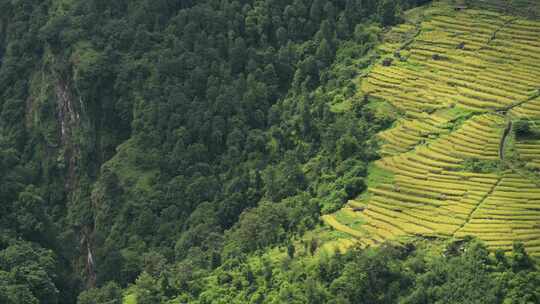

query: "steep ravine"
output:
54 74 99 288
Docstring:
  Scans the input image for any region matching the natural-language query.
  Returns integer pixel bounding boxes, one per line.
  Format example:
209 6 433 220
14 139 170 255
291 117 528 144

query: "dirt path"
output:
479 17 517 51
453 176 503 236
499 120 512 160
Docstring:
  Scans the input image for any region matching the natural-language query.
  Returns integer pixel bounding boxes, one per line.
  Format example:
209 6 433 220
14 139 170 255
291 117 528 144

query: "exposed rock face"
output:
55 77 96 288
55 78 81 191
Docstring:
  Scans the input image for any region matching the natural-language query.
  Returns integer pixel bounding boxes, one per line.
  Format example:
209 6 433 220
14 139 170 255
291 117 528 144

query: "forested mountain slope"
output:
0 0 421 302
0 0 539 303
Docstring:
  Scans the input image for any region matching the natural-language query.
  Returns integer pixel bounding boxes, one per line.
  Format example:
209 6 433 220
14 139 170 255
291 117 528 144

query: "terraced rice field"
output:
324 1 540 258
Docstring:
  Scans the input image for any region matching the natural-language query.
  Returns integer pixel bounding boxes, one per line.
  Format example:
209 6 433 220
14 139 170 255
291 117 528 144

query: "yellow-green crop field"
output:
323 1 540 258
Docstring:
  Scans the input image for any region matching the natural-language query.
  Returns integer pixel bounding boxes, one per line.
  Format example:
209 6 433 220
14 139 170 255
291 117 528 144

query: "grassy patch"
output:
330 98 352 113
503 132 518 162
103 139 159 193
334 209 365 230
365 98 401 121
301 225 357 257
397 59 425 72
444 110 478 132
404 5 428 23
462 158 502 174
123 293 136 304
365 163 394 188
439 105 474 119
319 238 357 255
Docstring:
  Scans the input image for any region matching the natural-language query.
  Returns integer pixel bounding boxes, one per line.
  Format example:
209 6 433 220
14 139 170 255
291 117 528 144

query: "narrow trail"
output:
453 177 503 236
454 82 532 236
499 120 512 160
498 95 540 186
449 14 522 234
397 2 429 52
479 17 518 51
501 90 540 112
398 20 424 52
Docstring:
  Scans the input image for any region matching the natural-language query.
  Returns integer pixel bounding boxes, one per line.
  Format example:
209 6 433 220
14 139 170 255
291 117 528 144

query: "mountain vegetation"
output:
0 0 538 303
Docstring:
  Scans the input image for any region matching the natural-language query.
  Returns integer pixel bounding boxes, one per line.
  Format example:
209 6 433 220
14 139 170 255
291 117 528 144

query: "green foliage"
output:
0 242 59 304
379 0 402 26
462 158 501 173
365 163 395 188
224 194 319 256
163 238 539 304
77 282 122 304
132 272 163 304
514 119 532 138
3 1 538 303
402 241 498 304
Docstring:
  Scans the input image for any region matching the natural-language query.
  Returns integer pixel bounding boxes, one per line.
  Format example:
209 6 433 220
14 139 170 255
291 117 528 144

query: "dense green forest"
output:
0 0 539 303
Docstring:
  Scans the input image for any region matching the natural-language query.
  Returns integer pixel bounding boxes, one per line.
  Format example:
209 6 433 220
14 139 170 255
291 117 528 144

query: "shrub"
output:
77 282 122 304
336 134 359 161
336 159 367 177
344 177 366 199
462 158 500 173
382 57 393 66
514 119 531 137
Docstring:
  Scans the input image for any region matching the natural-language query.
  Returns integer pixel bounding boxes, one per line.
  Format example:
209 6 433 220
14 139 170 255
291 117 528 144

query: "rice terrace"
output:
323 0 540 259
